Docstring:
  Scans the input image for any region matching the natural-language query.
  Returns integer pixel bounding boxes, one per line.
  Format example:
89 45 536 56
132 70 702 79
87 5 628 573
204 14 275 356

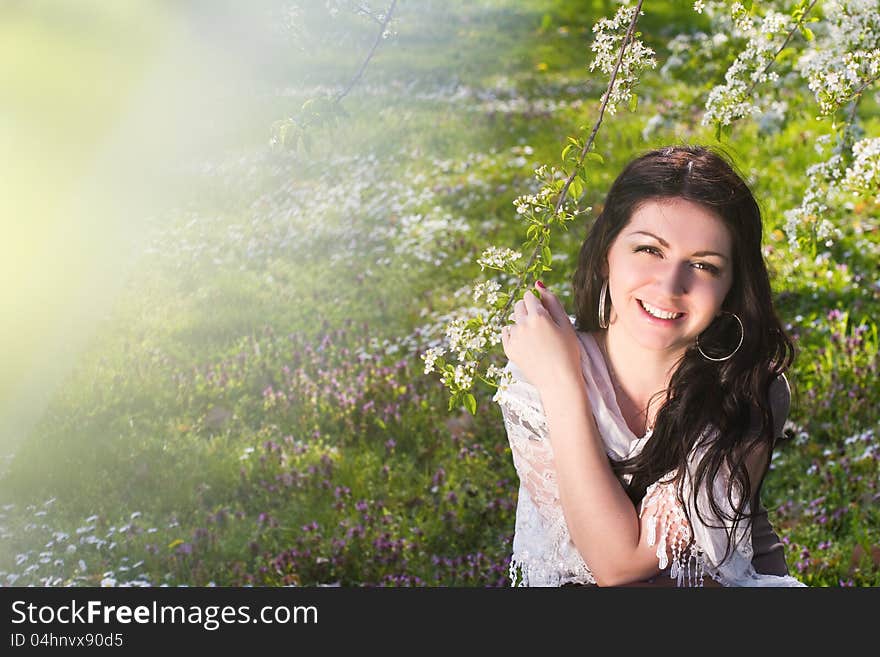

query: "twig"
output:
334 0 398 104
845 71 880 126
348 2 384 24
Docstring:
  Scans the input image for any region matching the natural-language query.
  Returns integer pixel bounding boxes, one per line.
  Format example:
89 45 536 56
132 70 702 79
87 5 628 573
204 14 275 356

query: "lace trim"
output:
493 387 547 438
640 479 707 587
508 555 597 587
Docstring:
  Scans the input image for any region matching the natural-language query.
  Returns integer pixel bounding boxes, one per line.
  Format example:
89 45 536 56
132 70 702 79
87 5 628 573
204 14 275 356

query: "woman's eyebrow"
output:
627 230 729 261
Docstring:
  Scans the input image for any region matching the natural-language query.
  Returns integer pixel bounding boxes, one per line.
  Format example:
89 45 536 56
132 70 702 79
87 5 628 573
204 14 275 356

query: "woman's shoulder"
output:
769 372 791 412
768 372 791 439
744 372 791 441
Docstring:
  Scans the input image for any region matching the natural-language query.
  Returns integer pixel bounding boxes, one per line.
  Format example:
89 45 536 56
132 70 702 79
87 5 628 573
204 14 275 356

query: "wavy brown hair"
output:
571 145 795 562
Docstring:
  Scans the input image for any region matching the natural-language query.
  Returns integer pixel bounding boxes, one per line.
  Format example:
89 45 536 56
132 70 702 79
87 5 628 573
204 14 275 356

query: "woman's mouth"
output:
637 299 685 322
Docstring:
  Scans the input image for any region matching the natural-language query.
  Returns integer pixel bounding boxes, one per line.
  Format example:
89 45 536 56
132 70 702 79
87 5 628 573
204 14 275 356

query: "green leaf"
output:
629 93 639 112
541 245 552 265
464 393 477 416
801 26 814 42
561 143 574 162
585 152 604 164
569 177 583 199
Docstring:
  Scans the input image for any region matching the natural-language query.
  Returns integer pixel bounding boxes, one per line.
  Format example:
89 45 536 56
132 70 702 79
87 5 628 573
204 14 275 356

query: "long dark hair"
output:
571 145 795 562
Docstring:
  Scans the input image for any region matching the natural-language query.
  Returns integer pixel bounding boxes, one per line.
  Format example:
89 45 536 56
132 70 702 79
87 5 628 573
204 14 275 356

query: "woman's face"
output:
604 197 734 357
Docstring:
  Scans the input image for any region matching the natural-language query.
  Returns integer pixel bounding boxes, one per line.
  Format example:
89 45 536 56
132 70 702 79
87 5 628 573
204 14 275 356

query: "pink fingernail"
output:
536 280 546 289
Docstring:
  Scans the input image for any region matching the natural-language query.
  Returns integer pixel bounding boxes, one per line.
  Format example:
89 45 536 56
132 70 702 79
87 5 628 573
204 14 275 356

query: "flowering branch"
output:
424 2 655 413
499 0 647 325
683 1 880 253
744 0 819 98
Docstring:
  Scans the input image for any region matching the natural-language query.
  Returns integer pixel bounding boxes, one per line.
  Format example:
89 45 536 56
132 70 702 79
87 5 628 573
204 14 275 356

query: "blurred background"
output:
1 1 300 451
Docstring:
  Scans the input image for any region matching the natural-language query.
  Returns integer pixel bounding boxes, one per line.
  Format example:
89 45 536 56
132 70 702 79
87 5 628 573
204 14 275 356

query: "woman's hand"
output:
501 282 584 394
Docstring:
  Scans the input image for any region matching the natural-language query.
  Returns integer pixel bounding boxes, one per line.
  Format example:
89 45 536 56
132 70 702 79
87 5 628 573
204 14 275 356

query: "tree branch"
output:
334 0 398 104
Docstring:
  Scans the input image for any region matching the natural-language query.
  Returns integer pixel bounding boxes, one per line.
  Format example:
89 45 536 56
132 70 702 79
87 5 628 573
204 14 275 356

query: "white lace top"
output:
493 329 805 587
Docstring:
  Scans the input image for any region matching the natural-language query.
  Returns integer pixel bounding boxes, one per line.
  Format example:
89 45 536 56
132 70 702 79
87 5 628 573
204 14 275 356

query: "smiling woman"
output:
497 145 803 587
603 197 734 361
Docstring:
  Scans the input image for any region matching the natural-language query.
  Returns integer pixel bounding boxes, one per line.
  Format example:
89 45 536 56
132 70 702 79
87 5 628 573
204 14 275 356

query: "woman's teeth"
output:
639 299 683 320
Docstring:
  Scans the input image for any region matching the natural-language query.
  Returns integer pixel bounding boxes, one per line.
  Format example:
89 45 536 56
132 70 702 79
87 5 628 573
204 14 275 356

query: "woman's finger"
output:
534 282 571 328
513 298 528 323
522 290 549 318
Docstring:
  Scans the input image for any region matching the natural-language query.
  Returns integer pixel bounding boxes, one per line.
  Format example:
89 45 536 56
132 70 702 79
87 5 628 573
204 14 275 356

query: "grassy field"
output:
1 0 877 587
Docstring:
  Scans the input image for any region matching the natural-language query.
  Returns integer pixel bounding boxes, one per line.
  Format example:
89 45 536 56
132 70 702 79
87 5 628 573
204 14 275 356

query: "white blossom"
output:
783 153 845 250
421 346 445 375
452 364 473 389
472 280 502 306
796 1 880 116
843 137 880 193
703 9 794 126
477 246 522 272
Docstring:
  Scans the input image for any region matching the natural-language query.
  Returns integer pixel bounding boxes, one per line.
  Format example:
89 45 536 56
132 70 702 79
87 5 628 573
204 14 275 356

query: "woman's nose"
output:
656 262 690 297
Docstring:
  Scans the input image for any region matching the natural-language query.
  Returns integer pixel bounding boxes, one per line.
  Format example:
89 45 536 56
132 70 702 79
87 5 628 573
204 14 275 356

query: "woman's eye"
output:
693 262 720 276
634 246 661 256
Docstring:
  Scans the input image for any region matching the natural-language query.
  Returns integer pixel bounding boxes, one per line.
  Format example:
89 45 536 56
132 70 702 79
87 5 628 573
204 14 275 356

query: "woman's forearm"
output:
538 376 647 585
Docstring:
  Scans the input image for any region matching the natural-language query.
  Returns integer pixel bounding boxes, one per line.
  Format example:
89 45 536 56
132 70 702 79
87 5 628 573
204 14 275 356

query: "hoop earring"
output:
696 311 744 362
598 279 610 329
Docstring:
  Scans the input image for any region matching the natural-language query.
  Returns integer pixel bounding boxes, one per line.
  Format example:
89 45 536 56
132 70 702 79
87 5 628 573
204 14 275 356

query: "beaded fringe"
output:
642 483 707 587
